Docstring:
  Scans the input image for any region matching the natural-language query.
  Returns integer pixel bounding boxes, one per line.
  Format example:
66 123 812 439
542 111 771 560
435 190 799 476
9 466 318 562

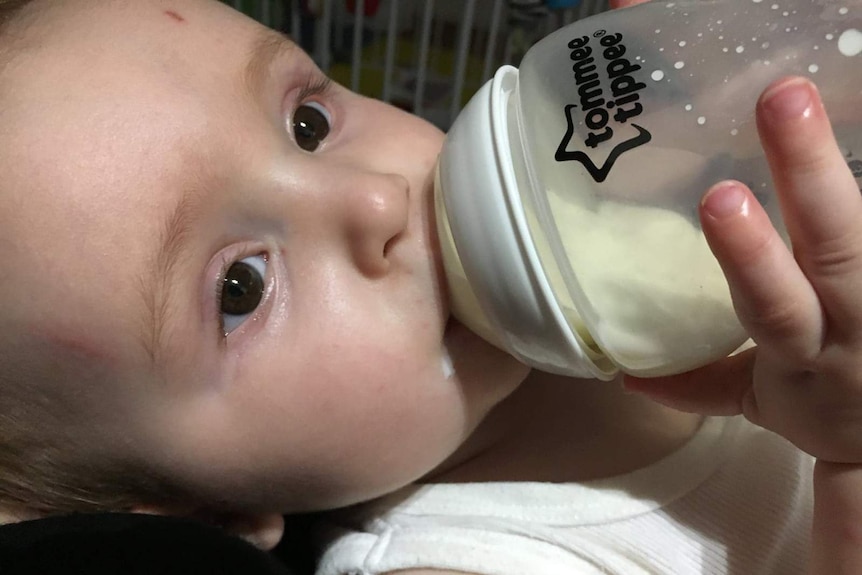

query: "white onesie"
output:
317 416 813 575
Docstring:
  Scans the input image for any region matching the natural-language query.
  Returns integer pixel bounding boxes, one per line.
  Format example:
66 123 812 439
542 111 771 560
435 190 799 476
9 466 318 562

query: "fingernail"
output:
702 182 748 219
760 77 814 121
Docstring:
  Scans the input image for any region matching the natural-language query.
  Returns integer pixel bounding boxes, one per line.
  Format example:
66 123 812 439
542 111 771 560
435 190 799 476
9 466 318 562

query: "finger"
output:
811 461 862 575
700 180 822 357
623 349 755 416
757 76 862 337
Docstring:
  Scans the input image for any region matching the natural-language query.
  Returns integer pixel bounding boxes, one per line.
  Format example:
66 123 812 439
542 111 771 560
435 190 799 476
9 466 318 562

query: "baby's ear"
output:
216 512 285 551
133 505 285 551
0 504 40 525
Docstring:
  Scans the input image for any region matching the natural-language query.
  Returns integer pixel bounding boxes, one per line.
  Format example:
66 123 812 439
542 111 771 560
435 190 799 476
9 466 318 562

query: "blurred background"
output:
222 0 610 130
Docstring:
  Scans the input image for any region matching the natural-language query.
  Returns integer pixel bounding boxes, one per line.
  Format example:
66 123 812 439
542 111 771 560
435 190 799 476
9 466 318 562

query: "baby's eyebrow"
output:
243 29 297 101
141 187 203 366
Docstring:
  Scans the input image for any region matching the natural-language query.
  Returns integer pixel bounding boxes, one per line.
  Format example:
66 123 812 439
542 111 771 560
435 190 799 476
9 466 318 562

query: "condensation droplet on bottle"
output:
736 45 745 53
679 40 687 47
651 69 665 81
731 128 739 136
655 28 661 33
697 116 707 125
722 47 729 52
826 33 835 40
752 0 763 3
761 41 770 49
685 103 693 111
839 7 849 15
674 61 685 69
808 63 819 73
838 28 862 56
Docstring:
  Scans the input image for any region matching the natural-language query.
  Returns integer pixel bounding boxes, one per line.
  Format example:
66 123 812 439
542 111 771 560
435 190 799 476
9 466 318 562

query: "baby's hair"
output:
0 0 32 18
0 0 35 35
0 0 196 520
0 0 37 68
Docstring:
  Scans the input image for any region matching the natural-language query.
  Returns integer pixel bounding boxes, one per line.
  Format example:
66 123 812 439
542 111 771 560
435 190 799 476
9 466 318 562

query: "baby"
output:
1 0 862 573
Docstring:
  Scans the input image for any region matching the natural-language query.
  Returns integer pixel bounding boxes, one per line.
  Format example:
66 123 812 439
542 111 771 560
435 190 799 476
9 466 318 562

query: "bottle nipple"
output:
434 166 506 350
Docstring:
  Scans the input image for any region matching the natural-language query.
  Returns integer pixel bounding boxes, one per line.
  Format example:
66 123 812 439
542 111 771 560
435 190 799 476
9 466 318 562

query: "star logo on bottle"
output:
554 30 653 183
555 106 651 183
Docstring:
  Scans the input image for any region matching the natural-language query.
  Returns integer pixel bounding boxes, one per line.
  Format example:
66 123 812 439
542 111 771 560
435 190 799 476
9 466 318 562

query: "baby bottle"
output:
435 0 862 379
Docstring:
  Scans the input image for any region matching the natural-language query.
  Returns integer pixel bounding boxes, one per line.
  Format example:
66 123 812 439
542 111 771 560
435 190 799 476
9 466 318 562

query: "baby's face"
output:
0 0 526 512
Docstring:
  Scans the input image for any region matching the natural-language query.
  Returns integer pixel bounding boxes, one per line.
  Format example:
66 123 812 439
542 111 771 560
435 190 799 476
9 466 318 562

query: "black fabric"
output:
273 513 318 574
0 512 303 574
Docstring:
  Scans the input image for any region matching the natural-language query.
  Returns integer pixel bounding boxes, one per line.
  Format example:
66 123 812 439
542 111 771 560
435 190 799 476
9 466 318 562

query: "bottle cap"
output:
436 65 616 380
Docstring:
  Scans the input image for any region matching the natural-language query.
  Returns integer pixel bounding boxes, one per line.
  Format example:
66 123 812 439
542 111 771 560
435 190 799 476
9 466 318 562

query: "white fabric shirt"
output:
317 416 813 575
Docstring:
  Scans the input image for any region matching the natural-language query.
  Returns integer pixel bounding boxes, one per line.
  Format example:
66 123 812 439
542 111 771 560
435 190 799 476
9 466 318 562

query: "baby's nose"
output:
340 171 409 278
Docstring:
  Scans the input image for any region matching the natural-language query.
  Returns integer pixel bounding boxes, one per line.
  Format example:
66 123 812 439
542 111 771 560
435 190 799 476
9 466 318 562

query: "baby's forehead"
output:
0 0 277 371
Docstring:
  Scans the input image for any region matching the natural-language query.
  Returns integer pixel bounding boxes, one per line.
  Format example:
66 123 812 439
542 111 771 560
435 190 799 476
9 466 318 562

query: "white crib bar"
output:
351 0 365 91
259 0 271 27
382 0 399 103
579 0 593 21
290 0 301 44
482 0 506 82
316 0 334 72
449 0 477 125
413 0 436 117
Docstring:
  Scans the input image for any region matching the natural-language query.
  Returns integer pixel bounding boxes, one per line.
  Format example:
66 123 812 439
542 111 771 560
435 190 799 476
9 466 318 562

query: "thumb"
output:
623 348 755 416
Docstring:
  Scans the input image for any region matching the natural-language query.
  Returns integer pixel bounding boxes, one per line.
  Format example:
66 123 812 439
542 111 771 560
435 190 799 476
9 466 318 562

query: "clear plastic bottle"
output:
435 0 862 379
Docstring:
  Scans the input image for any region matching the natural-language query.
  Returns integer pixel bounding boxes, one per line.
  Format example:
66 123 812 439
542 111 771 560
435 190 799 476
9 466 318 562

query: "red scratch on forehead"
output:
164 10 186 23
34 325 119 368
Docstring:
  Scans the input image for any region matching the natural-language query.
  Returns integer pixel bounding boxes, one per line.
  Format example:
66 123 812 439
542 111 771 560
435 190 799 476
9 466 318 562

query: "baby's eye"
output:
221 254 267 335
292 101 331 152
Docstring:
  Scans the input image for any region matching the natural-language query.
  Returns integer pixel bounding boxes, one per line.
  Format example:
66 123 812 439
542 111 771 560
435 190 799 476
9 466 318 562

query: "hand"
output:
625 77 862 463
623 76 862 573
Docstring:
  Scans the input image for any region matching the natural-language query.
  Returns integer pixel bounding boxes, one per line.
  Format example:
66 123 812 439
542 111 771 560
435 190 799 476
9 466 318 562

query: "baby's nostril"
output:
383 233 402 257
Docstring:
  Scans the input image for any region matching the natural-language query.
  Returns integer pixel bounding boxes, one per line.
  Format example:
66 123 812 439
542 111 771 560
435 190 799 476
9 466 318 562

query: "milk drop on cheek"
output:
441 339 455 379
